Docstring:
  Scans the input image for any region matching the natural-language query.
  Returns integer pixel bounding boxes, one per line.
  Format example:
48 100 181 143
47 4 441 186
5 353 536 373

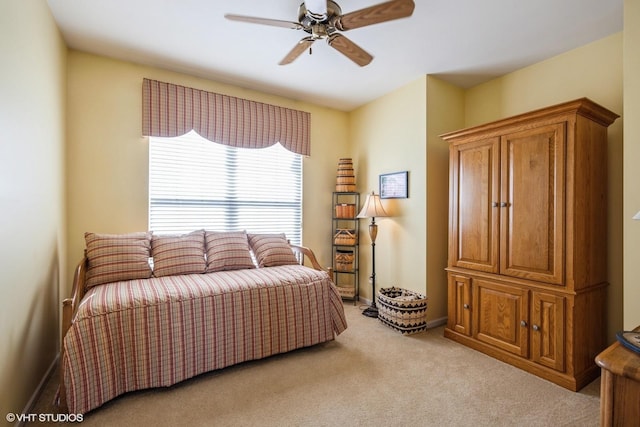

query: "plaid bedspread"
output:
62 265 347 414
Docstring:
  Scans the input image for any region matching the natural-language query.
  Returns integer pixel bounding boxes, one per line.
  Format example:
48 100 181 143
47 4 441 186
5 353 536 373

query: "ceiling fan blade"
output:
304 0 328 16
334 0 415 31
327 33 373 66
279 37 316 65
225 14 303 30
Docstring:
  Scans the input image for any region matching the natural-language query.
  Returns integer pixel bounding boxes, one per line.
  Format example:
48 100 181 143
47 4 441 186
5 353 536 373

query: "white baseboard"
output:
426 316 448 329
358 296 373 306
16 353 59 427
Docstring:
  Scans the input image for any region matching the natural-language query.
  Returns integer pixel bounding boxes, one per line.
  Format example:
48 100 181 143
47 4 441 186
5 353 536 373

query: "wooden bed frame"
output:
56 244 332 412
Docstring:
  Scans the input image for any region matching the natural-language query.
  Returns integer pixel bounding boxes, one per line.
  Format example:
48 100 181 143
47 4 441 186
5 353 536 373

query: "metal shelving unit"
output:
332 192 359 303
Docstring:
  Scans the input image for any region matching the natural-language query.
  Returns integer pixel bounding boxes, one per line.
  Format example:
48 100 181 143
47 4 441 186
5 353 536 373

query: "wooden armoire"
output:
441 98 619 391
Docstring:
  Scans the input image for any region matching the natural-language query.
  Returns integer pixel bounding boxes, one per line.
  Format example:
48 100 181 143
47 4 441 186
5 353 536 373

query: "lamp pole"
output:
357 191 388 318
362 217 379 317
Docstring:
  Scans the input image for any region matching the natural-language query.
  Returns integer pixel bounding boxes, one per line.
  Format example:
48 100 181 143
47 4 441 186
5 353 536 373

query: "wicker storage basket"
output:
336 175 356 185
334 229 356 245
377 287 428 335
337 158 353 173
336 184 356 192
335 203 356 218
335 249 354 272
336 158 356 192
336 285 356 299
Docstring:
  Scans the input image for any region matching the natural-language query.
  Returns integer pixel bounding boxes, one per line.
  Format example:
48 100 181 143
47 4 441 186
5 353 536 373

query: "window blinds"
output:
149 131 302 245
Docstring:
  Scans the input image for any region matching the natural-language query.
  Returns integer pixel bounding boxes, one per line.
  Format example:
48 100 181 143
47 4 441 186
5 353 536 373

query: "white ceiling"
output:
47 0 623 111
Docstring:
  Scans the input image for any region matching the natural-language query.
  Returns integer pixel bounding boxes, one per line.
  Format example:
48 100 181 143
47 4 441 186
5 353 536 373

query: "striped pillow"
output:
205 230 256 272
151 230 206 277
248 233 298 267
85 231 153 288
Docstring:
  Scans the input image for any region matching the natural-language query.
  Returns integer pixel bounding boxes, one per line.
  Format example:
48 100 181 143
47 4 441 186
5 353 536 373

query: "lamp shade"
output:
634 211 640 220
357 191 389 219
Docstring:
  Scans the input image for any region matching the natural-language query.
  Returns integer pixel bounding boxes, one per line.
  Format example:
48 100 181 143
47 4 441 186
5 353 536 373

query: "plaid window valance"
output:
142 78 310 156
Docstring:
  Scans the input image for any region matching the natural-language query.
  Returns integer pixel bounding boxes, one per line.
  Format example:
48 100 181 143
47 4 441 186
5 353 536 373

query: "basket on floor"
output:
377 287 428 335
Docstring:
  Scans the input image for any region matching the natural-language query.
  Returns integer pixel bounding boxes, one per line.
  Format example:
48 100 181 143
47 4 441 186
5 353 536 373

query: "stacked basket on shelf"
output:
334 249 354 272
334 229 356 245
335 158 356 192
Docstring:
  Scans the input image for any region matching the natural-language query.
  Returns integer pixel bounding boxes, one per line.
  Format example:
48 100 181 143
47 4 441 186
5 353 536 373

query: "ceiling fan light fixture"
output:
304 0 329 17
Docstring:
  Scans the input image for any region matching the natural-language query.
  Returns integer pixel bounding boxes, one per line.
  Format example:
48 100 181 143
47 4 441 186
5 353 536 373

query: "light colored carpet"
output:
29 303 600 426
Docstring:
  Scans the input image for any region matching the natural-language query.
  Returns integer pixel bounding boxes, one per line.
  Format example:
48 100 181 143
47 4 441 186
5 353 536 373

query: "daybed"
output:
57 230 347 414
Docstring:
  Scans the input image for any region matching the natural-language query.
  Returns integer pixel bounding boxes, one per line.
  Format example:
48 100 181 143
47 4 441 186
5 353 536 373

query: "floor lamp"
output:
357 191 389 318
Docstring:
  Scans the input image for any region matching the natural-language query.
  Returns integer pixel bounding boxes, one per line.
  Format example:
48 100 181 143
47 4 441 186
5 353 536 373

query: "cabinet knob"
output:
520 320 527 327
492 202 499 207
532 324 540 331
500 202 508 207
463 304 470 309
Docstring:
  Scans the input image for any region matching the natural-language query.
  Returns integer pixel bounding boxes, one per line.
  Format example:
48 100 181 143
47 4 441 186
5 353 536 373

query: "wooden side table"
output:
595 326 640 427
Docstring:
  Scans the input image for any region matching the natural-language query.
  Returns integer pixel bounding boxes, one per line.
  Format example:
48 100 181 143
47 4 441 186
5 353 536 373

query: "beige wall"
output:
65 51 350 285
349 77 429 313
425 77 465 321
463 33 624 341
464 33 623 128
624 0 640 329
0 0 67 421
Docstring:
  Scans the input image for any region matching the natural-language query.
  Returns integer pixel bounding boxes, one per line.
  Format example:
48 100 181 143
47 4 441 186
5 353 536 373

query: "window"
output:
149 131 302 244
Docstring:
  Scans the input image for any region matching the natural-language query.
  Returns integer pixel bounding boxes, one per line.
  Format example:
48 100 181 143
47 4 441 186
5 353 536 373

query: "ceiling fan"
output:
225 0 415 66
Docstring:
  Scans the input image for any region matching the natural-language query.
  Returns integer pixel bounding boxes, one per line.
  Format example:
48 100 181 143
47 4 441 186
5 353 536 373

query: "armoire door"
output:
530 291 565 371
500 123 565 285
447 273 472 336
449 137 500 273
474 278 529 357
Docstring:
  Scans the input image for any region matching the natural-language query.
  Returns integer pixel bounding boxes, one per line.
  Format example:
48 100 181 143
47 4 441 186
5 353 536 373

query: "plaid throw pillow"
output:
205 230 256 272
85 231 153 288
151 230 206 277
248 233 298 267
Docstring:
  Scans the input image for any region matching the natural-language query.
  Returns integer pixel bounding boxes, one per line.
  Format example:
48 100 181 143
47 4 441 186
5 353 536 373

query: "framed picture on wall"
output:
379 171 408 199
